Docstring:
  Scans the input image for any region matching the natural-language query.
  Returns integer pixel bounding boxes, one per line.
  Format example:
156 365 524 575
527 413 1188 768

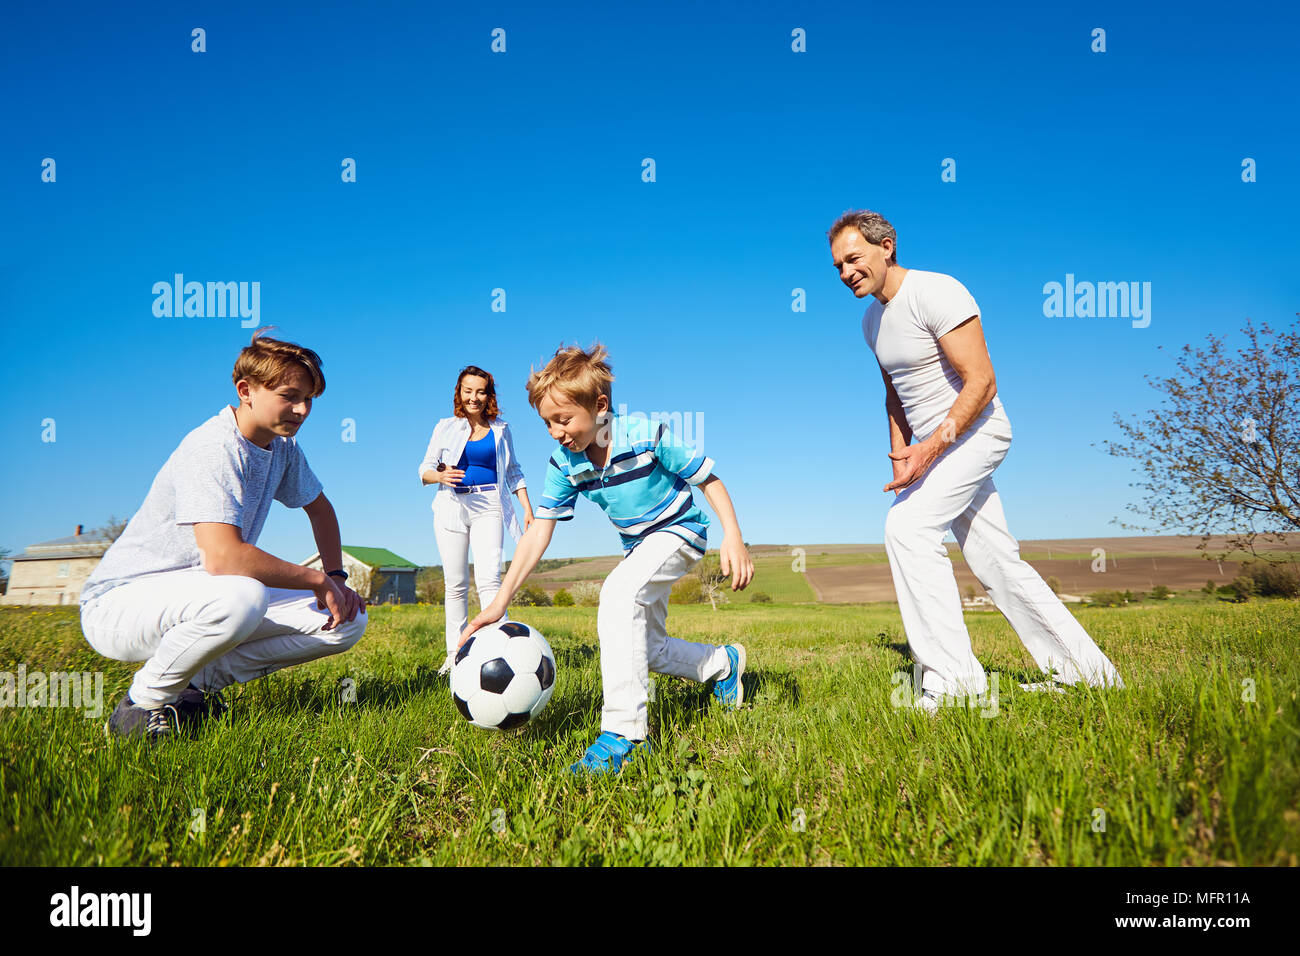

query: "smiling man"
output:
79 330 367 742
829 209 1123 711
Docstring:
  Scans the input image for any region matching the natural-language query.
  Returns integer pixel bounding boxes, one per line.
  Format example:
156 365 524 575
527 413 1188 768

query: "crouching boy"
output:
80 331 367 742
460 343 753 774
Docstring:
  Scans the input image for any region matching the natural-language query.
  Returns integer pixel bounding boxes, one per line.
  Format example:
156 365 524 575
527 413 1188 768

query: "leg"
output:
596 532 729 740
466 497 504 614
80 567 269 709
434 517 471 657
191 589 367 692
883 427 1010 697
952 480 1124 687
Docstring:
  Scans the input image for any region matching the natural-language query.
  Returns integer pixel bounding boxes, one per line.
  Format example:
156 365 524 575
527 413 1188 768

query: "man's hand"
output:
884 436 945 493
459 598 508 648
719 534 753 591
314 573 362 630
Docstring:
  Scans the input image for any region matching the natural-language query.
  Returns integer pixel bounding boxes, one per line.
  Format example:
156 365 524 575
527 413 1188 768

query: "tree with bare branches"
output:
1101 318 1299 563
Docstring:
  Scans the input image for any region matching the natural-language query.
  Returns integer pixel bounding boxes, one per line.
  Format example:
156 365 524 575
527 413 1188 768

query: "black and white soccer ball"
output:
451 620 557 730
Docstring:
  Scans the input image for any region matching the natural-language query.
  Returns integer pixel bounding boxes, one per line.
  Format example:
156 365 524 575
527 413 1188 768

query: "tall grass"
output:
1 600 1296 866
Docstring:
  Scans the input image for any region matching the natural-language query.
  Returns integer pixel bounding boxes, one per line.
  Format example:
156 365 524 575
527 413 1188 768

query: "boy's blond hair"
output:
232 327 326 398
526 343 614 411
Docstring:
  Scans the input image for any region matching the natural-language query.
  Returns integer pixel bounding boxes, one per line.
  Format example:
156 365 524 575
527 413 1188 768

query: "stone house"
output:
1 526 111 606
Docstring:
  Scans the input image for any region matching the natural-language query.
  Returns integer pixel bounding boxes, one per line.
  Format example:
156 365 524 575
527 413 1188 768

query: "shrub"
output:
1045 576 1061 595
514 584 553 607
1218 576 1257 603
1202 579 1217 594
1150 585 1173 600
749 591 772 604
1239 560 1300 598
553 588 574 607
669 576 703 604
570 581 601 607
415 567 445 605
1086 589 1127 607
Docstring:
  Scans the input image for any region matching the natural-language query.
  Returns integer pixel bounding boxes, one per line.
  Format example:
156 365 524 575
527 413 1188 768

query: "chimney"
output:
75 525 83 536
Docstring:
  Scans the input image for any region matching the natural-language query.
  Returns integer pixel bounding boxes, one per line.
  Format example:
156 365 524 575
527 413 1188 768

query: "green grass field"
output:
2 599 1298 866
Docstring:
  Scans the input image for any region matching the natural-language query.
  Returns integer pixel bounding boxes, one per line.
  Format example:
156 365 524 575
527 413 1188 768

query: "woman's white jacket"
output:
417 416 528 541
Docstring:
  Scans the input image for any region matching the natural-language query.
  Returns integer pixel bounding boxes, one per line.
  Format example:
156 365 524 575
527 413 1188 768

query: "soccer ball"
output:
451 620 557 730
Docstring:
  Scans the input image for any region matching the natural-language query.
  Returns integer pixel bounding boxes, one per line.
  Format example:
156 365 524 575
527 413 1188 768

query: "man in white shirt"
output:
829 209 1123 711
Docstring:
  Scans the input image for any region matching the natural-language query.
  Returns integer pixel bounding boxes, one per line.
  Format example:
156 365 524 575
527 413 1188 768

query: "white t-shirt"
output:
862 269 1011 441
80 405 323 604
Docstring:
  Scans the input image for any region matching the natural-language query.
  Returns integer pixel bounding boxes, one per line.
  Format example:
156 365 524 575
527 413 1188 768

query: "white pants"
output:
883 421 1124 696
80 567 367 710
598 531 732 740
434 491 504 656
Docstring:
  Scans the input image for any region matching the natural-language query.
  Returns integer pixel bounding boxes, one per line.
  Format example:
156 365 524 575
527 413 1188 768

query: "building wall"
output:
0 558 103 606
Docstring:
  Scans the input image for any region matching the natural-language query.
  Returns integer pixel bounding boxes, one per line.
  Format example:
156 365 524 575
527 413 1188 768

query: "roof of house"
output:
343 547 420 569
299 546 420 570
11 531 112 561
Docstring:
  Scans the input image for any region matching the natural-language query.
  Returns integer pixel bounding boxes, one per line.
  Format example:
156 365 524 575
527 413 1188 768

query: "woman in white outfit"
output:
418 366 532 672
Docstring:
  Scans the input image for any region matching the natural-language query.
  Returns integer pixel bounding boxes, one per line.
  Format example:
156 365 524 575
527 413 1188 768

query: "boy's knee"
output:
204 576 269 639
325 609 367 650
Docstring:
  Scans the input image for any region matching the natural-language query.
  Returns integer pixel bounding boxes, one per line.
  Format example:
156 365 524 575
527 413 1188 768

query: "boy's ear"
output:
595 393 610 415
235 378 252 404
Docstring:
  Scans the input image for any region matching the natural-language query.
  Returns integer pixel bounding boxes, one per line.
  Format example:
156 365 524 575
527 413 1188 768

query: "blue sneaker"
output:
569 731 651 775
712 644 747 708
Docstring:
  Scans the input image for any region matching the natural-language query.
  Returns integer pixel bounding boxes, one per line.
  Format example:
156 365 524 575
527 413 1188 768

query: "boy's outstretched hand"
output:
459 598 508 648
720 534 753 591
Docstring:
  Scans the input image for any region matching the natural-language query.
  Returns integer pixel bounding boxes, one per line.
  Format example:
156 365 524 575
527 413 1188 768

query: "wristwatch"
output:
326 569 348 582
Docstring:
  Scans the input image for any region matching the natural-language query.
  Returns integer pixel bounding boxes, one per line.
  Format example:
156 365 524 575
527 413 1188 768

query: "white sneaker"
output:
912 691 940 715
437 656 453 676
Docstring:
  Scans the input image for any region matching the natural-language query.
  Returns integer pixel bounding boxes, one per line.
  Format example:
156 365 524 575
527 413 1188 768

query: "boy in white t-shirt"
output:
829 209 1123 709
80 331 368 742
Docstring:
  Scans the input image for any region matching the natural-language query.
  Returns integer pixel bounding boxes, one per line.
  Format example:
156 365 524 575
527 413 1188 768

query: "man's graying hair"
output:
827 210 898 264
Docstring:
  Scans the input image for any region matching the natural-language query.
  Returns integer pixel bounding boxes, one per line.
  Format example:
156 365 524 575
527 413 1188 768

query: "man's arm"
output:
883 315 997 492
880 363 912 451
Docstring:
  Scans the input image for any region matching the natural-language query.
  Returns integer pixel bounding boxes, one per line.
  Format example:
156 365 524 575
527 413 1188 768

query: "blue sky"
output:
2 0 1297 567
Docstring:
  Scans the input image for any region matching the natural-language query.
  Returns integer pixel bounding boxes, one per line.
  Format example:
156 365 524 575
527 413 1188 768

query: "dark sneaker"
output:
170 684 227 730
106 693 177 744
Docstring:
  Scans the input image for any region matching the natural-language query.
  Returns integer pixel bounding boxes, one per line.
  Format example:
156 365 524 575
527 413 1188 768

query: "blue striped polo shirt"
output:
534 415 715 555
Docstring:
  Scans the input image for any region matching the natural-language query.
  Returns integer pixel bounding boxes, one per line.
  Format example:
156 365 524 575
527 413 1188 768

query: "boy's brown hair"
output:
232 328 326 397
526 343 614 412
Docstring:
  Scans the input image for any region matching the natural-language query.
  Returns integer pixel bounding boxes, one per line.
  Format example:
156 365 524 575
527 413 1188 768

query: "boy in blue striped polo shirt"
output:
460 343 753 774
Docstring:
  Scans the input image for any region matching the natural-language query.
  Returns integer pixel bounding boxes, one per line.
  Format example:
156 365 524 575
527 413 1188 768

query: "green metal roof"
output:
343 546 420 569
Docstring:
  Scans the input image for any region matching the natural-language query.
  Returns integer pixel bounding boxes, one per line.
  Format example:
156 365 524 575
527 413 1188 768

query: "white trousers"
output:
883 421 1124 696
598 531 732 740
80 567 367 710
434 491 504 656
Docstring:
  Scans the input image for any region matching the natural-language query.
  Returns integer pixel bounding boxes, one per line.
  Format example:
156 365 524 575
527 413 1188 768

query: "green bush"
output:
749 591 772 604
570 581 601 606
514 584 553 607
1239 561 1300 598
1045 576 1061 595
1087 589 1128 607
1202 579 1217 594
553 588 574 607
1218 576 1257 603
670 576 703 604
1150 585 1173 600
